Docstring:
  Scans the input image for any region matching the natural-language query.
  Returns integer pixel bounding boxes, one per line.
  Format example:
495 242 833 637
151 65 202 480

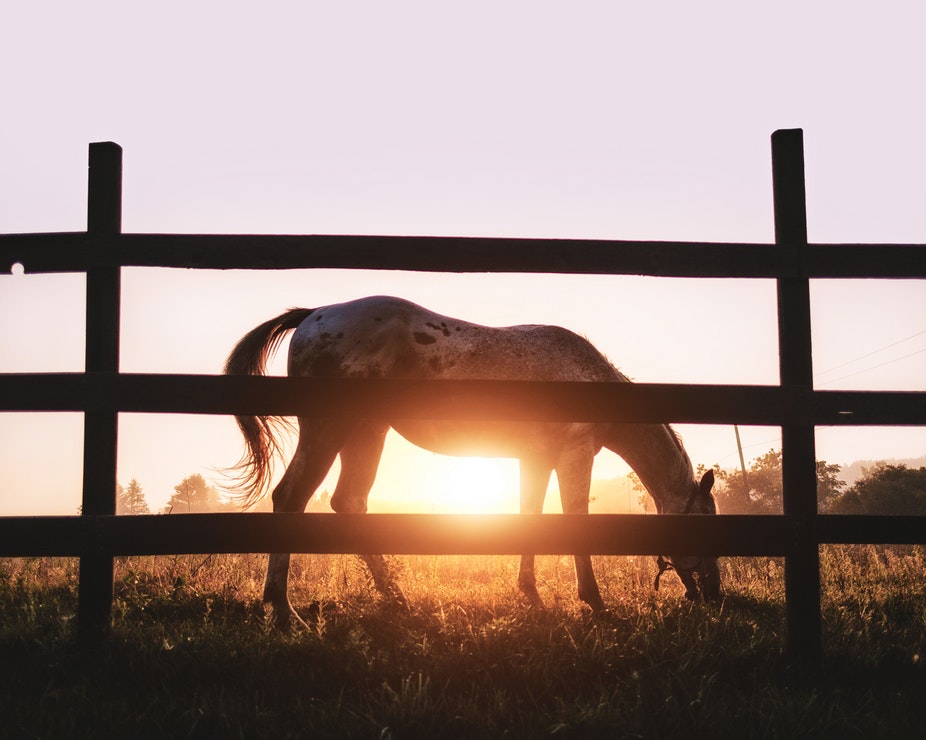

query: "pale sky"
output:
2 2 925 515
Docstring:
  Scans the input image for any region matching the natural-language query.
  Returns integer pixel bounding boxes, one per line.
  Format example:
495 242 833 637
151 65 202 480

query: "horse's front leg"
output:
556 447 605 613
359 554 409 608
518 458 553 607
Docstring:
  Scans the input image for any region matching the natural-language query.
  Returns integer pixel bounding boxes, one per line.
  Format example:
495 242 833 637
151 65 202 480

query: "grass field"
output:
1 548 924 738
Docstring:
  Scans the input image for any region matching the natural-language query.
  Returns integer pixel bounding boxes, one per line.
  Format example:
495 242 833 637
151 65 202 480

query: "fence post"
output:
771 129 822 660
78 142 122 640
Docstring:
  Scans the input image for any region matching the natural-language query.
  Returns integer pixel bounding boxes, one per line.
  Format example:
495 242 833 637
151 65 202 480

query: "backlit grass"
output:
1 548 924 738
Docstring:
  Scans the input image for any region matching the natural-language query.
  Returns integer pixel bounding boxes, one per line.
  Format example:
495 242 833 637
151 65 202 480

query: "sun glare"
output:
429 457 519 514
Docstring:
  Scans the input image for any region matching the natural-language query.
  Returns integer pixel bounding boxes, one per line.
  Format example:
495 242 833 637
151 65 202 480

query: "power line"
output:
706 331 925 469
817 346 926 386
815 329 926 379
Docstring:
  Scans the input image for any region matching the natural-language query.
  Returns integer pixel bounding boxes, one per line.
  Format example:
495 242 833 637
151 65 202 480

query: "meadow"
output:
1 548 924 738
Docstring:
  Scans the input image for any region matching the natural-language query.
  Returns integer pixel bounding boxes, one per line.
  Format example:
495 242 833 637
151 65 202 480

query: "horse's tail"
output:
223 307 314 508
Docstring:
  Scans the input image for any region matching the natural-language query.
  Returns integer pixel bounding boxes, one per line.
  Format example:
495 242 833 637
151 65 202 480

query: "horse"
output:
225 295 721 630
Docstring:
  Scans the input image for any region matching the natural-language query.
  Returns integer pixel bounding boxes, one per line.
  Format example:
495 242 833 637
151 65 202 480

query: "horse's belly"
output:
393 420 567 459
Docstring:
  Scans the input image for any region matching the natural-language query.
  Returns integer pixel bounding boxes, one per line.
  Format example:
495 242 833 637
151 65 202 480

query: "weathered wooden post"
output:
771 129 822 659
78 142 122 640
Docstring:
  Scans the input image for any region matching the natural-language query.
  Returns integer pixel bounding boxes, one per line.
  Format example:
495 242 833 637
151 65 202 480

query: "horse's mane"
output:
666 424 685 452
605 359 686 456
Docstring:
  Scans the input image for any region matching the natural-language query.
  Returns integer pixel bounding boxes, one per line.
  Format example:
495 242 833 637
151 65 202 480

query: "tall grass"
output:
1 549 924 738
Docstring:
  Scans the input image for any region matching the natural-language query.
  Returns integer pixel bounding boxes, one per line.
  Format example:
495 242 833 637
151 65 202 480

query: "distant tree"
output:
816 459 849 512
711 450 844 514
830 464 926 515
622 450 845 515
305 489 332 513
117 478 150 515
164 474 221 513
589 476 645 514
626 472 657 514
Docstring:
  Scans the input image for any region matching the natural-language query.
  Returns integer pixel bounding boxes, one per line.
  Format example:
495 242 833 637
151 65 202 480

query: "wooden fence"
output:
2 129 925 656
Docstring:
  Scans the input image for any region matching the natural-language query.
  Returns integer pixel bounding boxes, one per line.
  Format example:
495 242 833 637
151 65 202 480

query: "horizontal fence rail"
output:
0 514 923 560
2 130 925 657
2 374 926 426
3 232 926 278
0 514 794 558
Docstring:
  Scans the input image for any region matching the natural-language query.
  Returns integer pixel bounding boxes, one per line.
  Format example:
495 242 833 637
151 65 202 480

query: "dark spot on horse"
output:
424 321 451 337
413 332 437 345
336 333 344 339
455 326 461 332
375 316 383 322
309 352 343 377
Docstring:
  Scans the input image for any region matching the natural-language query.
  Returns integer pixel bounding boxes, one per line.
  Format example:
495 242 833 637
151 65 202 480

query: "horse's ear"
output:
699 469 715 496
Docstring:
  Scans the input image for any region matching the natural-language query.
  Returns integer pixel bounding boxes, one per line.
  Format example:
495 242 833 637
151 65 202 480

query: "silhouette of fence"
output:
2 130 925 655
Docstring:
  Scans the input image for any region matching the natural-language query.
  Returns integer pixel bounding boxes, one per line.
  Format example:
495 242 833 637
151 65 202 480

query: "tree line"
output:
697 450 926 515
117 474 230 515
119 454 926 516
116 475 332 515
626 449 926 516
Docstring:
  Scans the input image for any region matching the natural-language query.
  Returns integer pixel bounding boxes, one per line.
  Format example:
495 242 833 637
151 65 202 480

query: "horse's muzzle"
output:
697 559 723 602
676 557 722 602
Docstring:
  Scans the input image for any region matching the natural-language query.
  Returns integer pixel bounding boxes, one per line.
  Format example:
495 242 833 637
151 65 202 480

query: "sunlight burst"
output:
429 457 519 514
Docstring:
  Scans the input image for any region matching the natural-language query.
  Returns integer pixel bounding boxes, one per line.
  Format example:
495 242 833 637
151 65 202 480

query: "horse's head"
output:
662 469 723 602
669 555 723 603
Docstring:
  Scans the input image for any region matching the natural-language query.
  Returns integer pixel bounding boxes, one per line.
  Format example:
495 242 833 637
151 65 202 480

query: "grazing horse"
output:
225 295 721 629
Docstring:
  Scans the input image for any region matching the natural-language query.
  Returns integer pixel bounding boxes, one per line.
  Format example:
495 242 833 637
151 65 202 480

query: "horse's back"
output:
289 295 623 383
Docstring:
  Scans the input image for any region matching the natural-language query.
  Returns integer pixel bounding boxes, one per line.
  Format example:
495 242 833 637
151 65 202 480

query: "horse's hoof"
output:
265 601 309 633
582 595 607 614
389 588 411 611
588 607 617 625
518 587 545 610
263 607 290 633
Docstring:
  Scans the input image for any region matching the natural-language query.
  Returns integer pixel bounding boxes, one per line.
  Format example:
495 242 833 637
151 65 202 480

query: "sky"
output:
2 2 925 515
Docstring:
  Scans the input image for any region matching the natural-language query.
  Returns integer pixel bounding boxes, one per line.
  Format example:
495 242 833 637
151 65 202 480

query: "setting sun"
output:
426 456 520 514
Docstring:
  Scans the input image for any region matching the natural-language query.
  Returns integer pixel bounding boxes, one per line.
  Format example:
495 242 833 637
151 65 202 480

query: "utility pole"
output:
734 425 749 487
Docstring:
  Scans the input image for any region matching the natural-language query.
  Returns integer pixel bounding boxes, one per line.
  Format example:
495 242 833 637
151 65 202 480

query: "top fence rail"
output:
3 232 926 279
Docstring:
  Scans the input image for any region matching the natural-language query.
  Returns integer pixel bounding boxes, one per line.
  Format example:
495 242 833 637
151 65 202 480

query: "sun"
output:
430 456 519 514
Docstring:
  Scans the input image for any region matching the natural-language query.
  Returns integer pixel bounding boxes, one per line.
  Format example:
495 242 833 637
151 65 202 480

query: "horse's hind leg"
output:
264 420 346 631
329 422 408 607
518 458 552 607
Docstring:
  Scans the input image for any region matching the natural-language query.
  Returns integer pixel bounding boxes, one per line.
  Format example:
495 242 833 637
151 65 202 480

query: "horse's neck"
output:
603 423 693 513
